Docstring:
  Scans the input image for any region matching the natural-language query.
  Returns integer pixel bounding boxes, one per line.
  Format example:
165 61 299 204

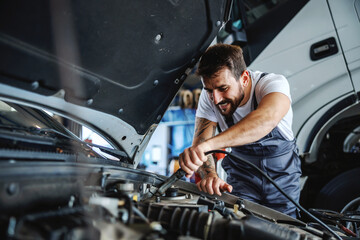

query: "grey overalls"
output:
221 73 302 217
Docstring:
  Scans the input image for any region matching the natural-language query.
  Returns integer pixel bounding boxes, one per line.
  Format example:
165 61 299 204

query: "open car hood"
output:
0 0 231 165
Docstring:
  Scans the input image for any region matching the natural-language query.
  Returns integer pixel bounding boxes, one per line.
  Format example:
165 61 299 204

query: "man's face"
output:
203 68 245 118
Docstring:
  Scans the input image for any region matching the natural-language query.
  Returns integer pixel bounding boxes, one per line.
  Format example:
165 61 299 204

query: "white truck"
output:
221 0 360 212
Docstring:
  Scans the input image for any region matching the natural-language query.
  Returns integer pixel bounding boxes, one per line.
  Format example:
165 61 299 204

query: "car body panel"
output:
328 0 360 93
248 0 356 154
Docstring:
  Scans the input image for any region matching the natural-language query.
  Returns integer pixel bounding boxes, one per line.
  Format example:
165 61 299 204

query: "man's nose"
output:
212 91 222 104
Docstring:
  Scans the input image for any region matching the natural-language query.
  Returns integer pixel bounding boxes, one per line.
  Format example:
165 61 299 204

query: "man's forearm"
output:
197 155 217 178
178 117 217 176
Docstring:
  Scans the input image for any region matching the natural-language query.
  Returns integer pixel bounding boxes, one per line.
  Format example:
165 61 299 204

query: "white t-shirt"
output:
196 70 294 141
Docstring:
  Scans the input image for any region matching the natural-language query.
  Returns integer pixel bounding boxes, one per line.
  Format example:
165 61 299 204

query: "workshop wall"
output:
140 86 202 178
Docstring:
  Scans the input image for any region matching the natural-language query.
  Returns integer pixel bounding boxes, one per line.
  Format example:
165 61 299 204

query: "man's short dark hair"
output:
197 43 247 80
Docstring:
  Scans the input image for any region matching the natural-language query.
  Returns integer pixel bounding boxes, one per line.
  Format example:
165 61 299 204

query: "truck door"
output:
243 0 355 153
327 0 360 95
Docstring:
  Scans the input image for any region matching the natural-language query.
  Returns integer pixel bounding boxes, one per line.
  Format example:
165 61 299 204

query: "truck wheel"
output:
314 168 360 212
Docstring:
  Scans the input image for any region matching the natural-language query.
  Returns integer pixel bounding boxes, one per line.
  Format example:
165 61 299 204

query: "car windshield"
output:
0 99 130 163
0 100 64 131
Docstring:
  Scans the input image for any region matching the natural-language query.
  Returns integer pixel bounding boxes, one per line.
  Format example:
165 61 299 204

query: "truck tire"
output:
314 168 360 212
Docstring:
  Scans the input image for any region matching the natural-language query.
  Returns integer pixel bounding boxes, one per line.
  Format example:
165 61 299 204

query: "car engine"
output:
1 160 358 240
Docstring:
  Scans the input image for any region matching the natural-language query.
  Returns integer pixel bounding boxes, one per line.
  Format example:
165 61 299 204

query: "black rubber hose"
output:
205 149 343 240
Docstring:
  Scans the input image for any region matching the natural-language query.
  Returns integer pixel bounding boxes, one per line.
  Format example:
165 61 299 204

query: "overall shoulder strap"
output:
253 72 268 110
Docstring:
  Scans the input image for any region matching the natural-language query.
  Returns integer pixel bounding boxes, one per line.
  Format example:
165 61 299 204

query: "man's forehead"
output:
201 69 234 88
202 77 224 88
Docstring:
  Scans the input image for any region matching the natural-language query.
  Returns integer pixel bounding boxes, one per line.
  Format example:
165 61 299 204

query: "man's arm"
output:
179 117 232 195
179 117 217 176
205 92 290 151
180 92 290 175
197 156 216 179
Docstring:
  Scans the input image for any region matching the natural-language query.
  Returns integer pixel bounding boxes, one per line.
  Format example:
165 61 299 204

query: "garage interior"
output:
1 0 360 239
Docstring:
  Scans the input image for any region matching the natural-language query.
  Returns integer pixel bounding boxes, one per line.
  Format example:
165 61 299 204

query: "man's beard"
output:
217 91 244 118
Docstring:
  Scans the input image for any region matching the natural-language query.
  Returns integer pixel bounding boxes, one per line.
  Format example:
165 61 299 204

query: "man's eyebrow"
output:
204 85 228 91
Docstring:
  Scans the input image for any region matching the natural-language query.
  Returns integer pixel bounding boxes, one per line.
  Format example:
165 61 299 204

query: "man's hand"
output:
197 172 232 196
179 142 211 178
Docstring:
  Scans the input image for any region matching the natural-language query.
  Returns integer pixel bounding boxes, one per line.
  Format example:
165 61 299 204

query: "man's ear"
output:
241 70 250 87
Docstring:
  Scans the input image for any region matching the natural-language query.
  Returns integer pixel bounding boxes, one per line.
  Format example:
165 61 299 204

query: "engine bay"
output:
1 162 358 240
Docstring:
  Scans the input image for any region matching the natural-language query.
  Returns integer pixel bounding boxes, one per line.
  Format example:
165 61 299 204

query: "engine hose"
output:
205 149 343 240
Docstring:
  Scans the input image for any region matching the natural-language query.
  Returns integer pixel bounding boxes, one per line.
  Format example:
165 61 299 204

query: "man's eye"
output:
219 87 228 92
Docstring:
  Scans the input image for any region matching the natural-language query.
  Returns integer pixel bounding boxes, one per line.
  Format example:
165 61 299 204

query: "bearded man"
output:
179 43 301 218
